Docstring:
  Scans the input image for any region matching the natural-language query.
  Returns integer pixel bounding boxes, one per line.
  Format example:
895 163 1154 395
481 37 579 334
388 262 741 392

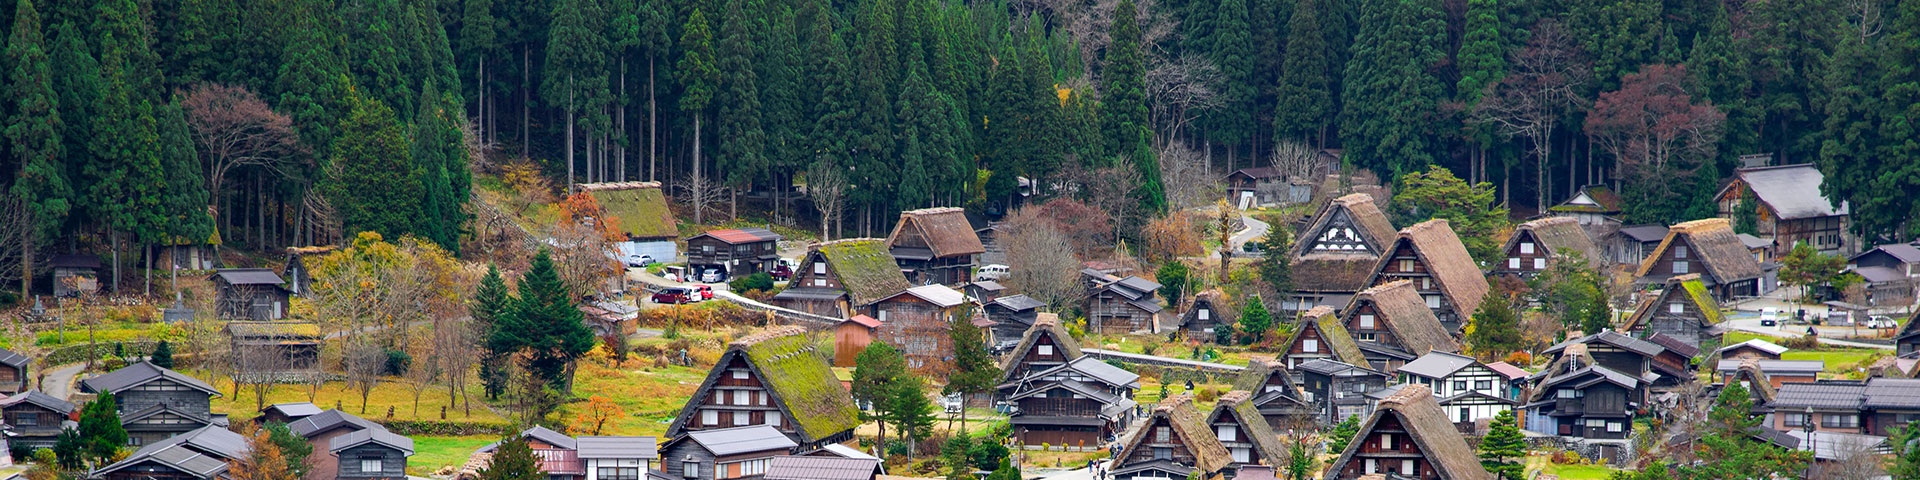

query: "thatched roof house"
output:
1322 384 1493 480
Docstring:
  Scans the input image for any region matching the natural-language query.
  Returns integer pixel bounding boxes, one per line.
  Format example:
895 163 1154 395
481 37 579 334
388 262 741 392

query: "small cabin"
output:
1548 184 1623 230
1 391 77 449
1083 270 1163 334
1717 339 1789 363
280 246 340 297
885 207 986 286
870 285 971 371
982 294 1044 349
581 182 682 264
1634 218 1767 300
772 239 910 319
50 254 102 298
661 425 796 480
831 315 880 368
1179 290 1233 342
330 428 415 480
210 268 292 321
1491 217 1602 278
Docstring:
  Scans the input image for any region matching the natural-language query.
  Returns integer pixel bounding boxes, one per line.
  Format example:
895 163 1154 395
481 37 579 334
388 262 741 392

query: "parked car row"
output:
650 285 714 304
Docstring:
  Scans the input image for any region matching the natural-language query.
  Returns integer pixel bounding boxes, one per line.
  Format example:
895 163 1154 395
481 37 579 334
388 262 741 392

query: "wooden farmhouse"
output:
1225 167 1297 207
964 280 1008 302
1 391 77 450
1619 274 1726 355
1284 193 1399 315
660 425 796 480
830 315 880 367
885 207 986 286
326 428 416 480
1229 359 1314 431
225 321 324 381
772 239 911 319
1849 242 1920 306
80 361 226 446
1339 280 1460 373
1361 219 1489 333
50 254 102 297
1322 384 1493 480
870 284 971 371
1548 184 1623 229
686 227 784 278
0 347 29 393
1394 352 1519 432
666 327 861 451
1769 377 1920 437
1083 269 1163 334
90 425 248 480
280 245 339 297
1298 359 1391 426
1206 391 1288 473
982 294 1044 349
210 268 292 320
995 315 1082 396
1110 395 1233 480
1714 164 1855 255
1717 339 1789 363
1634 218 1766 299
580 182 682 263
1178 290 1233 342
1607 225 1669 266
1642 333 1703 388
1282 306 1373 373
1522 339 1657 460
1490 217 1603 278
1001 355 1141 449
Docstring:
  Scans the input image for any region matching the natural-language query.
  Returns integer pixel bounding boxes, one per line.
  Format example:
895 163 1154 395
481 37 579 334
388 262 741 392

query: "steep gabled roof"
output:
1211 391 1286 463
886 208 986 258
1619 274 1726 332
801 239 911 306
1289 194 1399 293
668 327 860 443
998 314 1083 385
1549 185 1622 214
288 409 382 438
1634 219 1763 283
1180 290 1234 328
1505 217 1604 269
579 182 679 239
1719 164 1848 220
1324 384 1493 480
1115 395 1233 476
1230 359 1303 398
80 361 221 397
1285 306 1371 369
1370 220 1489 320
1347 280 1458 355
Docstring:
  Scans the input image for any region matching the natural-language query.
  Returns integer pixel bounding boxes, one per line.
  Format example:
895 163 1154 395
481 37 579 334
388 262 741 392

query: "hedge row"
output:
378 419 516 436
43 341 156 366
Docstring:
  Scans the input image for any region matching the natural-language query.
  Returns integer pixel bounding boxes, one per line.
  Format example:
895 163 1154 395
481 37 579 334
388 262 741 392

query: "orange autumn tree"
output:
568 395 627 436
560 192 626 244
228 425 294 480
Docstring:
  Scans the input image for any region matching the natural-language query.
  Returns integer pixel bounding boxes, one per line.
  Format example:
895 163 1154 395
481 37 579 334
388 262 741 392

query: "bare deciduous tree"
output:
435 312 481 418
403 327 439 417
231 342 299 411
180 84 306 216
549 221 624 299
1270 140 1320 181
1146 52 1222 143
1157 140 1220 211
1061 163 1142 240
1472 20 1589 210
1002 208 1084 312
344 341 385 414
1822 434 1887 480
674 169 730 226
0 196 28 292
806 161 849 240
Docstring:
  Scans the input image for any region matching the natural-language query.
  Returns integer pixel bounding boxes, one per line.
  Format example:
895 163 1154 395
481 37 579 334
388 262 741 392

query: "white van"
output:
976 264 1010 281
1759 308 1779 326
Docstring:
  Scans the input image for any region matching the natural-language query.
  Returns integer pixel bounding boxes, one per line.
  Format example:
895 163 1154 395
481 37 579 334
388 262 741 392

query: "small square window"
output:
1520 243 1535 254
732 370 749 379
1675 246 1688 258
814 263 827 275
1508 258 1520 269
684 462 699 478
1674 261 1689 274
1608 422 1623 433
1670 302 1684 314
1359 314 1375 329
1038 345 1053 356
1303 339 1319 353
733 411 750 425
361 458 383 473
1533 258 1546 269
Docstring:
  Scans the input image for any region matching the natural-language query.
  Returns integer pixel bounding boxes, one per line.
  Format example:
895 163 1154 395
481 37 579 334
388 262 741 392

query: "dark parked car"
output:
652 287 694 304
770 264 793 280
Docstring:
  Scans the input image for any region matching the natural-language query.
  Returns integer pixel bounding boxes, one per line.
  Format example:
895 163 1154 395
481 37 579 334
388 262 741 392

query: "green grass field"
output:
1543 463 1623 480
202 372 510 424
558 361 709 437
408 435 498 475
1722 330 1788 345
1783 349 1883 374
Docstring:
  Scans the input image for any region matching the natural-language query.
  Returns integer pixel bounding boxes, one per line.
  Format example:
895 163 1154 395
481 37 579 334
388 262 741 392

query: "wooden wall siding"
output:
4 404 68 439
777 298 846 319
1340 415 1440 479
1212 418 1266 467
662 442 719 480
102 463 206 480
1631 290 1710 351
1344 304 1393 345
1373 244 1459 326
1013 334 1070 376
1495 231 1554 276
792 252 843 290
1304 373 1387 427
687 357 796 437
0 364 23 392
215 283 290 320
122 380 214 419
1017 425 1102 449
832 323 873 367
1283 324 1332 369
900 256 975 286
1586 347 1650 378
1869 411 1920 437
1182 300 1224 338
1646 237 1712 283
1777 216 1849 253
336 444 408 479
1088 293 1153 334
686 238 778 275
875 298 954 370
1017 393 1104 417
1121 418 1200 468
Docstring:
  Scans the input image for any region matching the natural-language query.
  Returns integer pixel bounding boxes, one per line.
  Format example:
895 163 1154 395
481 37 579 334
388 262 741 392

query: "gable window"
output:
1356 332 1376 341
1425 296 1441 309
1359 314 1375 329
1153 447 1171 461
1670 302 1685 314
702 245 714 253
1521 243 1536 254
1379 433 1393 449
1218 425 1237 442
1673 261 1689 274
814 263 827 275
1156 426 1171 443
360 457 383 473
734 390 750 405
1399 260 1415 272
1198 309 1210 320
733 411 750 426
1533 258 1546 269
702 410 718 425
1303 339 1319 353
813 278 827 287
1038 345 1053 356
768 412 782 427
1675 246 1688 259
15 412 36 426
732 370 749 380
1508 258 1520 269
1401 460 1415 476
1231 447 1251 463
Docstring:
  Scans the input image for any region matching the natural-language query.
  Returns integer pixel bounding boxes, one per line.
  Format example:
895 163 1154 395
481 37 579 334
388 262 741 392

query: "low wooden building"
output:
1002 355 1140 449
1227 167 1314 208
1635 219 1767 299
1619 274 1726 355
1298 359 1391 426
226 321 323 381
1 391 76 449
995 315 1082 399
1850 242 1920 307
1522 342 1652 460
154 225 222 271
1897 309 1920 356
1361 220 1490 333
1717 339 1789 363
1339 280 1459 373
665 327 861 451
1083 270 1163 334
886 207 986 286
870 285 971 371
1322 384 1493 480
80 361 226 447
90 425 248 480
1548 185 1623 230
830 315 881 368
1284 194 1399 315
1717 360 1822 388
210 268 292 321
1207 391 1289 471
982 294 1044 349
256 401 323 426
1715 164 1855 255
686 227 784 278
1230 359 1314 431
1281 306 1373 373
1491 217 1603 278
0 347 28 393
660 425 794 480
772 239 910 319
50 254 102 298
1607 225 1669 267
581 182 682 263
1394 352 1519 432
964 281 1008 303
329 428 415 480
281 246 339 297
1110 395 1233 480
1179 290 1233 342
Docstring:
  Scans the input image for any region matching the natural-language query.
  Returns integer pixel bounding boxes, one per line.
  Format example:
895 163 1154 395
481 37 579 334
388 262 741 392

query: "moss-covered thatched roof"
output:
735 327 860 442
808 239 910 306
581 182 679 240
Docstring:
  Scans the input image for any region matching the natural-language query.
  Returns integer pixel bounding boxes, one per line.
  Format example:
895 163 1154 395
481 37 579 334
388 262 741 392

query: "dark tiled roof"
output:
2 391 76 415
1864 378 1920 409
211 268 286 285
1618 225 1670 242
1854 243 1920 264
1296 359 1383 377
575 436 658 459
1545 331 1665 359
260 401 323 419
990 294 1045 312
287 409 381 438
80 361 221 397
1643 332 1700 359
685 425 799 456
93 439 234 479
765 456 881 480
0 347 29 368
330 428 416 455
1773 382 1869 409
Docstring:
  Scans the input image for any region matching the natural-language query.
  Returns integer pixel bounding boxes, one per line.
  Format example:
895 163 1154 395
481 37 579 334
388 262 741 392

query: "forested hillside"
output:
2 0 1918 291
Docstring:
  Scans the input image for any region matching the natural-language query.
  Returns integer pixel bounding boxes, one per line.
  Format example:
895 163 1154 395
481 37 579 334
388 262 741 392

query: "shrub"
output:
1196 387 1219 402
384 349 412 375
1782 334 1820 349
1502 351 1532 366
728 273 775 293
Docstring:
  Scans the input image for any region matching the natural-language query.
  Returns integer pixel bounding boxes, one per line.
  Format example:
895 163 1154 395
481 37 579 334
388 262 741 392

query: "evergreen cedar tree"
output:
150 341 175 369
78 392 126 463
1325 415 1359 453
1465 289 1523 357
487 250 594 390
474 264 513 400
1478 410 1526 480
264 421 314 478
479 437 542 480
1238 298 1270 346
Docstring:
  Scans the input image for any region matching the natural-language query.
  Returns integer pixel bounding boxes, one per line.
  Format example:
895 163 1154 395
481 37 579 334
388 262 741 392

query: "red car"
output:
770 265 793 280
692 285 715 300
651 287 694 304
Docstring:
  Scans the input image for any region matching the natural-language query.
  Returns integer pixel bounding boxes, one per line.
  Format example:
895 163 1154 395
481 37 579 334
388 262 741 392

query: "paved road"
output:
1230 213 1270 251
42 362 85 400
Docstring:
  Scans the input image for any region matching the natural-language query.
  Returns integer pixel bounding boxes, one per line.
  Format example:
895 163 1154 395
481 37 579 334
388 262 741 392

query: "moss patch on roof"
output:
814 239 911 306
736 327 861 442
582 183 679 240
1680 277 1726 324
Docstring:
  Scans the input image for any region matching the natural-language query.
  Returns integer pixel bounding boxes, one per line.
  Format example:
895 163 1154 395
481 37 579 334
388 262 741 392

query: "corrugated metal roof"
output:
1773 382 1868 409
262 401 324 418
80 361 222 397
211 268 286 285
1397 351 1478 380
816 444 877 460
2 391 75 414
1734 164 1848 220
990 294 1045 312
765 456 881 480
901 284 966 307
1064 356 1140 387
1618 225 1670 242
288 409 381 438
0 347 29 368
1484 361 1529 380
575 436 658 459
685 425 798 456
1854 266 1906 284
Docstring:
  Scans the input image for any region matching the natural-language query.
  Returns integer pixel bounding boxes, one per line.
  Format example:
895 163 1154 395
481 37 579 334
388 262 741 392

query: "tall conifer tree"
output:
715 0 766 219
6 0 70 294
1273 0 1330 144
